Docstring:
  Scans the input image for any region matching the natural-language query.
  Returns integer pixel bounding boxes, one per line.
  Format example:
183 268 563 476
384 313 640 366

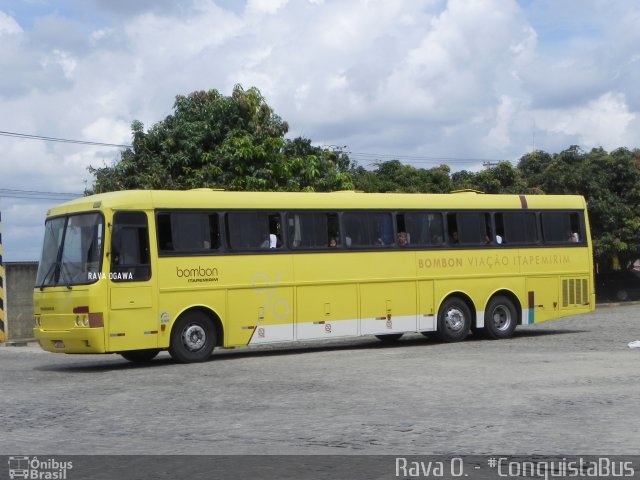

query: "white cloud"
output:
41 49 78 80
0 11 22 35
1 0 640 259
0 200 56 262
82 118 131 145
246 0 289 15
484 95 521 152
535 92 636 150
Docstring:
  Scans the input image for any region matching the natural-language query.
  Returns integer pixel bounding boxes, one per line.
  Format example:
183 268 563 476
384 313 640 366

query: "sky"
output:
0 0 639 261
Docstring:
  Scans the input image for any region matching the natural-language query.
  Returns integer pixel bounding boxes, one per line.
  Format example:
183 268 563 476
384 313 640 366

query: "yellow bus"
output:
33 190 594 363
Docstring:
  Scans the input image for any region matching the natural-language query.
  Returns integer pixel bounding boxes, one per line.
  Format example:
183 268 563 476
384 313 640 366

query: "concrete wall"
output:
5 262 37 341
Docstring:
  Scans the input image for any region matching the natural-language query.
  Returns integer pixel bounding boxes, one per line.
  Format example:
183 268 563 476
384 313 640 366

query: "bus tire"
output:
435 297 471 342
484 296 517 339
375 333 403 342
169 311 216 363
615 288 629 302
120 349 160 363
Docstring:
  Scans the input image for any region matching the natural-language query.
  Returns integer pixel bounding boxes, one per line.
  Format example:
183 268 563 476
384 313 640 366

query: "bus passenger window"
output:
497 212 537 244
157 212 219 254
447 212 490 245
397 212 444 246
343 212 393 248
541 212 582 244
110 211 151 282
227 212 283 250
289 212 339 249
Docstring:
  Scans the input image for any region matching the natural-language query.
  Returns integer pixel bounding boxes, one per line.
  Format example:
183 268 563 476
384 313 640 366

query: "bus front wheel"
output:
483 296 517 339
435 297 471 342
169 311 216 363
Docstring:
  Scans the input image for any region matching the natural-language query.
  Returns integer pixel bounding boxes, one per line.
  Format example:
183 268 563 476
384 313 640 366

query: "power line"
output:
0 130 132 149
0 128 512 169
0 188 83 201
349 151 509 165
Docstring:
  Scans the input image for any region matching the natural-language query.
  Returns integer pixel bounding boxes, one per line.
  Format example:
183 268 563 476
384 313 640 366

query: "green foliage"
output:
352 147 640 268
517 146 640 268
450 162 532 194
88 85 354 193
351 160 452 193
87 84 640 268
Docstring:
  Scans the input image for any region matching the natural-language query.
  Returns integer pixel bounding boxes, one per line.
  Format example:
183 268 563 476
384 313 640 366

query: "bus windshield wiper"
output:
59 262 73 290
38 260 72 290
38 262 58 291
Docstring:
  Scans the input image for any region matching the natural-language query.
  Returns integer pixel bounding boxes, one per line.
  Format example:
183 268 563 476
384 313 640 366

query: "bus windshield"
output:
36 212 104 288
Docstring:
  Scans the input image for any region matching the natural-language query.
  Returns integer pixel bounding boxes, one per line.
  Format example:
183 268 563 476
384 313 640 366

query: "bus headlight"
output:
83 317 89 327
75 316 82 327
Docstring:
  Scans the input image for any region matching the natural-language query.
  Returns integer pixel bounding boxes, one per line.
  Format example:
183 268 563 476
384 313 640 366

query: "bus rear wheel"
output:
169 311 216 363
120 349 160 363
484 296 517 339
435 297 471 342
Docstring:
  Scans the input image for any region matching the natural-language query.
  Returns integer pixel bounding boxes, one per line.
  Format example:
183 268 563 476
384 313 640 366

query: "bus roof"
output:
46 189 587 216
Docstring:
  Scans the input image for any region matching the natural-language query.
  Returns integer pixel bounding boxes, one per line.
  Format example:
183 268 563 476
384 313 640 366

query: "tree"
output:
351 160 452 193
450 162 534 194
517 146 640 269
88 85 354 193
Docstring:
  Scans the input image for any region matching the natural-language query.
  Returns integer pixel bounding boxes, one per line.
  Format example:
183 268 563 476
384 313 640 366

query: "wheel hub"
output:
444 308 465 332
492 306 512 331
183 324 206 351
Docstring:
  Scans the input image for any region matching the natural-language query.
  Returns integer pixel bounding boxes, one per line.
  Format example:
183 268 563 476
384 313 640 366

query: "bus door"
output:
107 211 158 351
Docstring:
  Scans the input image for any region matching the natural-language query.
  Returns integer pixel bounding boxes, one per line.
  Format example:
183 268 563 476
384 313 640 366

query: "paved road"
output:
1 304 639 456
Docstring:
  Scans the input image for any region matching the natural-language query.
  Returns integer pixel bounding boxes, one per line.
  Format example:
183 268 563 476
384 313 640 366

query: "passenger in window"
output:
495 235 503 244
329 237 338 248
449 231 459 244
397 232 408 247
570 232 579 243
261 234 279 248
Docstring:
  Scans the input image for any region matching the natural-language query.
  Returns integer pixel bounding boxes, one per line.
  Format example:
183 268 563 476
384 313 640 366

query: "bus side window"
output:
397 212 444 246
541 212 582 244
157 212 219 253
343 212 393 247
110 211 151 282
289 212 340 249
498 212 538 244
448 212 488 245
227 212 283 250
